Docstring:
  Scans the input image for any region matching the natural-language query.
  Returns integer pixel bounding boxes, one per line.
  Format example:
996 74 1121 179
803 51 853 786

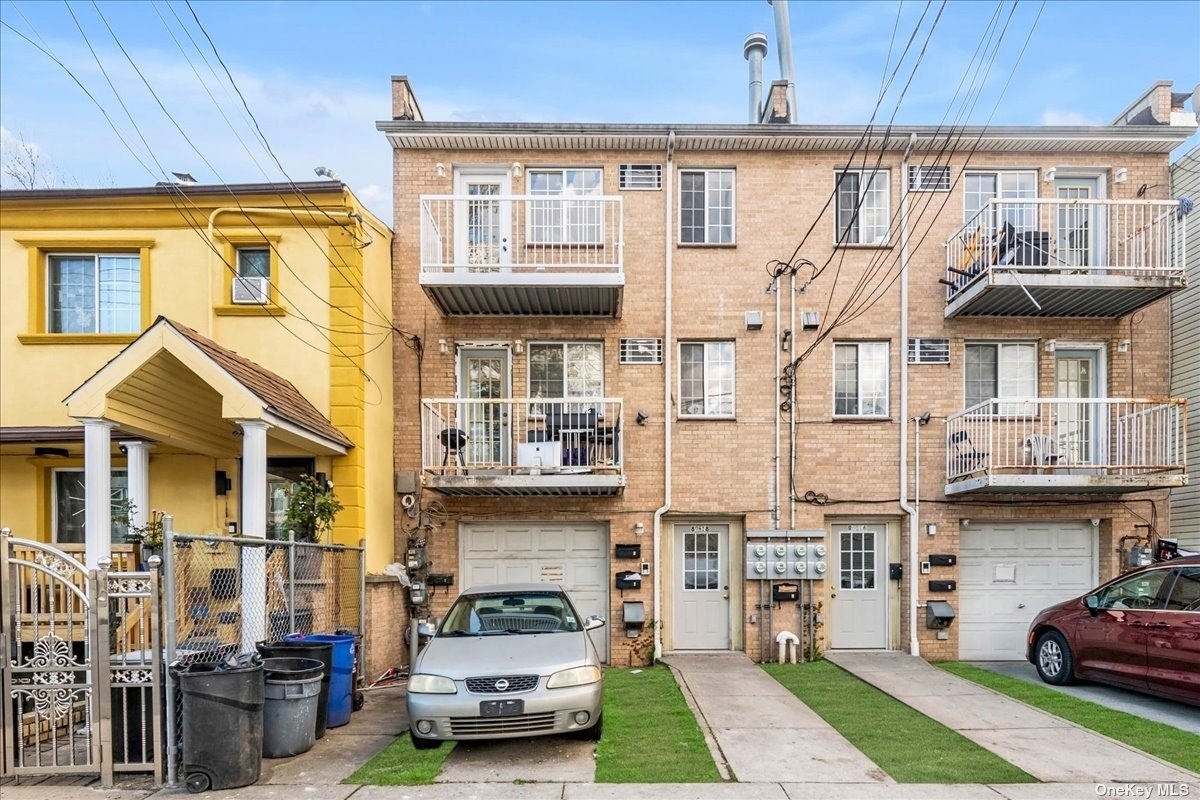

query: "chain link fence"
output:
160 519 364 785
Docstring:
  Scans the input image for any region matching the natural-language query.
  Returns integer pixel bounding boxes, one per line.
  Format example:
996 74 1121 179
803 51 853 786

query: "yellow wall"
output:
0 188 394 563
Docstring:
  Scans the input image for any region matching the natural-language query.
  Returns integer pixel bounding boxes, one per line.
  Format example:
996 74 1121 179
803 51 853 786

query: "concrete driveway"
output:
435 734 595 783
972 661 1200 735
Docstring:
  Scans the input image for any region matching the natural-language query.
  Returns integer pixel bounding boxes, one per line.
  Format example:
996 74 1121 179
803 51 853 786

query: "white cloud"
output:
1040 108 1100 126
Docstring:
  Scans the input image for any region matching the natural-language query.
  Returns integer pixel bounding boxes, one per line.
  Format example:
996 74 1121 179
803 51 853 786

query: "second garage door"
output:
460 522 609 661
959 520 1096 660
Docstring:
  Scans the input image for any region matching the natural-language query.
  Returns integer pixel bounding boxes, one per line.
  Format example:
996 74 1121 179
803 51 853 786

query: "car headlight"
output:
547 666 602 689
408 674 457 694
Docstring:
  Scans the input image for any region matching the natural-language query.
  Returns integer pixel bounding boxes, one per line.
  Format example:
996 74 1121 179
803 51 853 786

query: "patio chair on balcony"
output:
949 429 989 477
1023 433 1059 471
440 427 469 472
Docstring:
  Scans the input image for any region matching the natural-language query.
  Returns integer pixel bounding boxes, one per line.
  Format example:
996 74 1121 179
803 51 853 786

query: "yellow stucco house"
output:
0 180 396 574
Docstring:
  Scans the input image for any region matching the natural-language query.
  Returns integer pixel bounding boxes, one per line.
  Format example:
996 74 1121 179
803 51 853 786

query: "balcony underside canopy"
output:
945 271 1183 318
420 272 623 317
426 474 625 496
946 471 1188 495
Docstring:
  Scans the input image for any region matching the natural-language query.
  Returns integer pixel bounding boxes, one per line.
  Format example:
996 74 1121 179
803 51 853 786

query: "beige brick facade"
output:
385 107 1186 664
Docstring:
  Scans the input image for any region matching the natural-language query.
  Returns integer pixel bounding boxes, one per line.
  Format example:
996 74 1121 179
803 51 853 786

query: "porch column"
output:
239 420 270 653
82 418 116 568
124 441 154 531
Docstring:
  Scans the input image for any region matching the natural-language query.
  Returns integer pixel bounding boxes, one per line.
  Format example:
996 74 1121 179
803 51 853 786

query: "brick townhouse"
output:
379 75 1196 665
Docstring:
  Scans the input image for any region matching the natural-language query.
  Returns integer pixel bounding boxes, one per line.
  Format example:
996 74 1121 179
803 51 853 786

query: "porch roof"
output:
64 317 351 456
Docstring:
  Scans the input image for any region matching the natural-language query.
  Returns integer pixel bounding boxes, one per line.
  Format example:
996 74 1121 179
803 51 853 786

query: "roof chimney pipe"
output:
769 0 798 123
744 33 769 123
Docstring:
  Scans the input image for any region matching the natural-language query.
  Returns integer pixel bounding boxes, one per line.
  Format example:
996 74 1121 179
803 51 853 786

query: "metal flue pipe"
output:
744 33 768 123
769 0 798 122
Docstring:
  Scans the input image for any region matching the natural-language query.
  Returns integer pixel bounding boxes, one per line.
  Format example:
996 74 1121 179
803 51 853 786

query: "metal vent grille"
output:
619 338 663 364
907 165 951 191
619 164 663 190
907 338 950 364
465 675 539 694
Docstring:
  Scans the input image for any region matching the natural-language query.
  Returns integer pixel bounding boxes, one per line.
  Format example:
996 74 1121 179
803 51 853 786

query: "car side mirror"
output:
584 616 606 631
1084 595 1100 616
417 622 437 637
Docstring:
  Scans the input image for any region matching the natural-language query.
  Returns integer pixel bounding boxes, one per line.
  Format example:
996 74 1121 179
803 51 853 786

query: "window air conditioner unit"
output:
232 276 269 304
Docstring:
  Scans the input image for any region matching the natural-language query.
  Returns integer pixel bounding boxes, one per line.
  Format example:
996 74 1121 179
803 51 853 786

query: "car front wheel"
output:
1034 631 1075 685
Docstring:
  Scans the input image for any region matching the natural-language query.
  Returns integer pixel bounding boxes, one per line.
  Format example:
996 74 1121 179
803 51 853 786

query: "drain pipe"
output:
653 129 676 662
898 133 920 657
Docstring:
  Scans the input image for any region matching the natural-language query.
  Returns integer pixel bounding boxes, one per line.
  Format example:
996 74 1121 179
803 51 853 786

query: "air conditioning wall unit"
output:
232 276 269 304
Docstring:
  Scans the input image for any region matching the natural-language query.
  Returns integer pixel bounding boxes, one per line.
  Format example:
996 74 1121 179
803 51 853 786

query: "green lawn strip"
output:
939 662 1200 774
344 734 455 785
596 666 721 783
764 661 1036 784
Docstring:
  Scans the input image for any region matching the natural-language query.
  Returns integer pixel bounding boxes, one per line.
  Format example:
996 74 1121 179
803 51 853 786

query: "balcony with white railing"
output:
419 195 624 316
421 397 625 495
944 398 1187 495
942 199 1186 318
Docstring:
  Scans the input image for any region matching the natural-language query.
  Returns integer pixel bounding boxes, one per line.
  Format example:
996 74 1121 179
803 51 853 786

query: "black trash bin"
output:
257 639 333 738
176 657 264 793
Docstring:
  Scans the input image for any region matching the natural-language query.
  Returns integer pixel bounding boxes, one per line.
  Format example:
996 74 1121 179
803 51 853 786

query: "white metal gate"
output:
0 530 162 786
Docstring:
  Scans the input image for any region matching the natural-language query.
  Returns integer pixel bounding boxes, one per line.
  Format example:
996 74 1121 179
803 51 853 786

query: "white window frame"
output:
235 246 271 279
833 341 890 418
834 169 891 246
50 467 129 544
678 340 736 419
526 167 604 246
678 169 736 245
962 169 1038 232
964 341 1038 416
526 341 605 401
46 252 141 334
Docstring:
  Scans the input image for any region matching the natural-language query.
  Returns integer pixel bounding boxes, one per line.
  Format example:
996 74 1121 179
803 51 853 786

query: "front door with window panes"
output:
830 524 887 649
673 524 730 649
1056 350 1104 469
459 348 510 469
48 253 140 333
454 171 511 271
52 468 129 543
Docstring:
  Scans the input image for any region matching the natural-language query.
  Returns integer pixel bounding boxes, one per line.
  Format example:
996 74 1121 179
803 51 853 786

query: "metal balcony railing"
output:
420 195 624 273
943 198 1186 304
945 397 1187 489
422 398 624 478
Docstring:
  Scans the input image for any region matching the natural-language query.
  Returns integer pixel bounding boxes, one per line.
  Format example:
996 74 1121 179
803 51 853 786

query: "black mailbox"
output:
926 600 955 629
615 571 642 590
929 580 957 592
889 562 903 580
615 543 642 559
929 553 957 567
427 573 454 586
772 583 799 602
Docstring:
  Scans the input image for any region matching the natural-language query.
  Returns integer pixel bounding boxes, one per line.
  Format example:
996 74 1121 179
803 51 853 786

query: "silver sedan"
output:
406 583 605 748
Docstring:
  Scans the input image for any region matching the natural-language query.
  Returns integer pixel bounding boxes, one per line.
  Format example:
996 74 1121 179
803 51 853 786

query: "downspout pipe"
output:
653 129 676 661
744 33 769 124
769 0 798 123
898 132 920 657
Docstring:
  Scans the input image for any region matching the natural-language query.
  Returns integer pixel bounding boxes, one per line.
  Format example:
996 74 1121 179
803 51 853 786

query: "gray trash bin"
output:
261 657 323 758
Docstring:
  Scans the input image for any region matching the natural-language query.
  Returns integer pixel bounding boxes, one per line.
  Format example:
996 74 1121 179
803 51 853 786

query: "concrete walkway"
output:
826 651 1200 785
972 661 1200 735
665 652 889 784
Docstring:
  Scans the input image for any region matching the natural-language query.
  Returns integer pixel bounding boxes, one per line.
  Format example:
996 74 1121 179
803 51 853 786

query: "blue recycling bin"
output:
287 633 354 728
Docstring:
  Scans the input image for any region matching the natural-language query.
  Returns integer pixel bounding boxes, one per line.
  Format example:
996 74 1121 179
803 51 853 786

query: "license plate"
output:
479 699 524 717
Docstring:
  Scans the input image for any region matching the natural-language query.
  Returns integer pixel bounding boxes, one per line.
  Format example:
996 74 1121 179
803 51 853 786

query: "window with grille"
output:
619 164 662 190
907 165 951 191
907 338 950 365
619 338 663 364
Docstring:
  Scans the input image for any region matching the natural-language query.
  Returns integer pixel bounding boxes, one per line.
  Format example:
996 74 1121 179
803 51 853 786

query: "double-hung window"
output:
835 170 890 245
529 342 604 415
834 341 889 417
965 342 1037 415
48 253 140 334
679 341 735 417
964 171 1037 233
52 468 129 544
528 168 603 245
679 169 734 244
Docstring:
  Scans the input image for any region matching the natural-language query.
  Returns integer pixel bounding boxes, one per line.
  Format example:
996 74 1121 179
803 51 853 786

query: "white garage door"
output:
959 520 1096 660
460 522 609 661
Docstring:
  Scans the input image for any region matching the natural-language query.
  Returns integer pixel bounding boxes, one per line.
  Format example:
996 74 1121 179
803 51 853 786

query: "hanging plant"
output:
283 475 343 544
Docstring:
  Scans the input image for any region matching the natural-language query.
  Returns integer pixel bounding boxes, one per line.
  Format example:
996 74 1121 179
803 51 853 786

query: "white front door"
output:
1056 348 1106 469
458 347 510 470
454 170 511 271
673 524 730 649
830 524 887 649
1055 177 1105 268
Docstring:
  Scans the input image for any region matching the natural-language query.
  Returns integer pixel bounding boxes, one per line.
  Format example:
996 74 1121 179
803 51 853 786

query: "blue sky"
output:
1 0 1197 219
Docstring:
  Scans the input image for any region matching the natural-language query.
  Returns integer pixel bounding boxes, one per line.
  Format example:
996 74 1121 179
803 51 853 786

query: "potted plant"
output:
283 475 343 579
118 500 165 568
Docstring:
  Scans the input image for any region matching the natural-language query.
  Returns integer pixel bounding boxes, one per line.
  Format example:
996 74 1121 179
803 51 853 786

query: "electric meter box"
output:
745 538 827 581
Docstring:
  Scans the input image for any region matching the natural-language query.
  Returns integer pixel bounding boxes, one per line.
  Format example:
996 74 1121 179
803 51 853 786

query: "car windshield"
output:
439 591 581 636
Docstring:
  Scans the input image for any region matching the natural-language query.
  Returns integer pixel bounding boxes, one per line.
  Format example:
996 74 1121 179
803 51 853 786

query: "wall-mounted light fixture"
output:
1114 167 1129 184
633 522 645 536
1043 167 1057 183
434 163 446 179
1118 339 1131 353
511 162 523 178
1044 339 1057 353
438 338 448 354
1091 518 1101 528
513 339 524 354
635 410 648 425
961 518 971 528
925 522 937 537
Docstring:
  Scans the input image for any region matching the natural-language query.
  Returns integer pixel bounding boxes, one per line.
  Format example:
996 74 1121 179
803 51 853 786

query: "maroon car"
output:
1026 555 1200 707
